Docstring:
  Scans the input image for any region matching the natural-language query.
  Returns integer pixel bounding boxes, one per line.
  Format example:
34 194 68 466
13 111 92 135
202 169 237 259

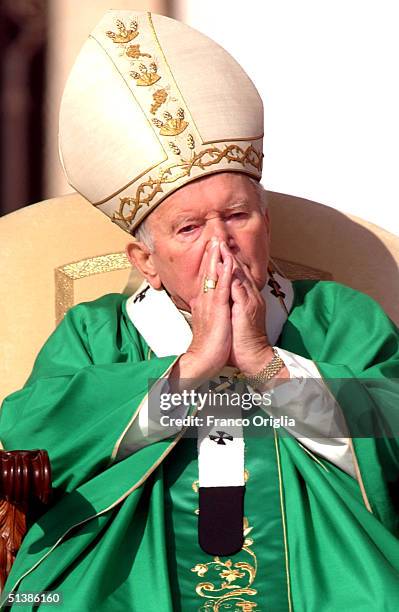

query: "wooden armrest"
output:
0 450 52 593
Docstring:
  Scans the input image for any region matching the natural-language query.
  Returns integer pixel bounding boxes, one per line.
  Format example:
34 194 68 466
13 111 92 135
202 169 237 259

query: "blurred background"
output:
1 0 398 235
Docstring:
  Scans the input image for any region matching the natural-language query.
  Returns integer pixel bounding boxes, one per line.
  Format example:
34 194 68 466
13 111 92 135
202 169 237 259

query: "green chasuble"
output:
0 280 399 611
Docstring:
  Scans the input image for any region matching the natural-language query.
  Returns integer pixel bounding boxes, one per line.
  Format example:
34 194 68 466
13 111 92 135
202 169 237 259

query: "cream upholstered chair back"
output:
268 190 399 323
1 191 398 404
1 193 140 404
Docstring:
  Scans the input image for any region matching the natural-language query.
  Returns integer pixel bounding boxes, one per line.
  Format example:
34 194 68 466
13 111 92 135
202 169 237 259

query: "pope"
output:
0 9 399 612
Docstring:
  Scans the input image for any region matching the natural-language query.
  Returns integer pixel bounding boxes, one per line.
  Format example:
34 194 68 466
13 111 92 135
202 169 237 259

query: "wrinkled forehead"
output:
146 172 260 228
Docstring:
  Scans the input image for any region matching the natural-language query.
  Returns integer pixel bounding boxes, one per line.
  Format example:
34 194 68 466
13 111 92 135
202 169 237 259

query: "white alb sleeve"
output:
253 347 356 477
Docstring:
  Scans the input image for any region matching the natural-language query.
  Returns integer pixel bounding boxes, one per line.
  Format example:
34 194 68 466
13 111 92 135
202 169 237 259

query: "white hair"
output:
132 176 267 252
132 215 155 251
248 177 268 211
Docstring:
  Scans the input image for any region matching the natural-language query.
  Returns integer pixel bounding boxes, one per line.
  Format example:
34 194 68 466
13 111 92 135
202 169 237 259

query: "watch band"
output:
243 347 285 386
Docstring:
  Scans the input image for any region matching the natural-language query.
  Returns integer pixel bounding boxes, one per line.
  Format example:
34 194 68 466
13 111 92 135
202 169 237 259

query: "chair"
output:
0 190 398 589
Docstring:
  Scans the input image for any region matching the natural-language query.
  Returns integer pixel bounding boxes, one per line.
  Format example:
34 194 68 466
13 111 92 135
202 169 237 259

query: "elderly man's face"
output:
127 172 270 311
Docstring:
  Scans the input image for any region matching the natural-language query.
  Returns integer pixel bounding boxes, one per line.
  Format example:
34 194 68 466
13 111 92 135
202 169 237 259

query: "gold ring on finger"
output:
203 277 217 293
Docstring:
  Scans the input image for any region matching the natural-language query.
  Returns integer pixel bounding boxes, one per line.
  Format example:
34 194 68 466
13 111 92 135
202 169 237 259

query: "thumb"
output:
231 275 247 305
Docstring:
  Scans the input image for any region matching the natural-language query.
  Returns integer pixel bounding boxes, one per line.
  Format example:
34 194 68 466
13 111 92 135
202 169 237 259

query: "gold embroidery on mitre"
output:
152 109 188 136
113 144 263 229
168 142 181 156
102 16 263 232
126 44 151 59
106 19 139 43
150 89 168 114
130 62 161 86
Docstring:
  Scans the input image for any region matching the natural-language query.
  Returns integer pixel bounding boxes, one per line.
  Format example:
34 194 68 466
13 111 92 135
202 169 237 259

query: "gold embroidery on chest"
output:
190 474 258 610
191 518 258 611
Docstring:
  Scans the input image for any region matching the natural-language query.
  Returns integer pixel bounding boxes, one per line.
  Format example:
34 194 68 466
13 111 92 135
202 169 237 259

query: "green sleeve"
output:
0 294 176 494
291 281 399 529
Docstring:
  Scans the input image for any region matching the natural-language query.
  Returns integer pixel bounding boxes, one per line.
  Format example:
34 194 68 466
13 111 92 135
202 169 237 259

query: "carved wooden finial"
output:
0 450 52 593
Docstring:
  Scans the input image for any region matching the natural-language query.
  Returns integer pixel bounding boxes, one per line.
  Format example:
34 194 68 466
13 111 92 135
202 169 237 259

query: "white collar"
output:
126 272 294 357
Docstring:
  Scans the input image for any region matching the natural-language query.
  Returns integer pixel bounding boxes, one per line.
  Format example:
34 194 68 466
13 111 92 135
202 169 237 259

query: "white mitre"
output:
59 10 264 233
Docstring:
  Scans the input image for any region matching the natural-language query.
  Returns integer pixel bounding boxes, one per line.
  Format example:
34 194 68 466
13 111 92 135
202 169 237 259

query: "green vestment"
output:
0 280 398 611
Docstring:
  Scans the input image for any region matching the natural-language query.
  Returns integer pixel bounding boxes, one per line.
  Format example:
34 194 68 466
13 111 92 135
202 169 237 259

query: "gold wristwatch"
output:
241 347 285 386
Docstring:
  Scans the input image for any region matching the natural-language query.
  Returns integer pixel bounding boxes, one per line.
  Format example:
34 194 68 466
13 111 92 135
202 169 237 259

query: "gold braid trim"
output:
114 144 262 229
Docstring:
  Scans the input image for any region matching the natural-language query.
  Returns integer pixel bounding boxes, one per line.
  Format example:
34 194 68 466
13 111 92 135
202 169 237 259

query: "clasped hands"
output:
177 237 284 385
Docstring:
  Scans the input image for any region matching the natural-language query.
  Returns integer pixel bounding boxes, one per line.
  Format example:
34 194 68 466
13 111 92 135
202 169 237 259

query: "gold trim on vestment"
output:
347 438 373 513
296 441 330 473
311 362 373 513
1 359 196 607
274 430 293 612
110 355 180 462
